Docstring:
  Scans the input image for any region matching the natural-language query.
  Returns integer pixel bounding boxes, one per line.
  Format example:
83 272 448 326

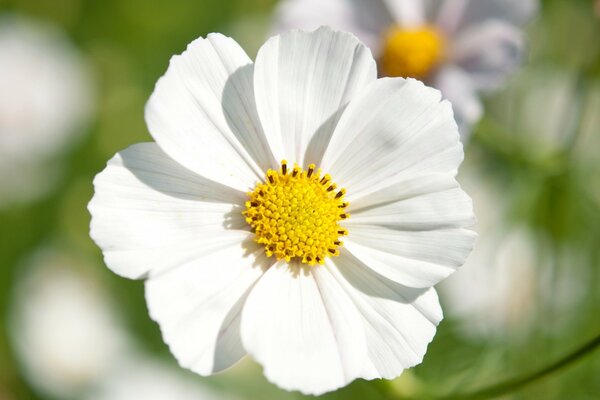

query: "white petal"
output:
321 78 462 201
253 26 377 167
342 173 475 287
382 0 426 27
145 243 271 375
431 66 483 139
345 178 475 230
457 0 538 28
327 252 442 379
344 224 476 288
435 0 470 35
273 0 393 55
240 261 369 395
452 20 525 92
145 33 275 192
89 143 249 279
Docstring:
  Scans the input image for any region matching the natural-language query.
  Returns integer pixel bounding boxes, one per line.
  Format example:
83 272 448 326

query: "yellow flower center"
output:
380 26 445 79
244 161 349 265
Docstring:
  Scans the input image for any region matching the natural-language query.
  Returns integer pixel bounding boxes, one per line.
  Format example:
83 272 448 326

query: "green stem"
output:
439 333 600 400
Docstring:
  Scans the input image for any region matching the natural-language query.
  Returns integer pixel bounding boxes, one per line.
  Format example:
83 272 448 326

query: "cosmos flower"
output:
273 0 538 137
0 15 93 206
89 27 475 395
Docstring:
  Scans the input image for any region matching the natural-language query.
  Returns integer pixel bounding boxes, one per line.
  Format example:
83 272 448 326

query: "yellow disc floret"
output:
244 161 348 265
380 25 444 79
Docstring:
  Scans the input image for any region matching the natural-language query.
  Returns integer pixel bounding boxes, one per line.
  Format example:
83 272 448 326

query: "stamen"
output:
243 161 349 265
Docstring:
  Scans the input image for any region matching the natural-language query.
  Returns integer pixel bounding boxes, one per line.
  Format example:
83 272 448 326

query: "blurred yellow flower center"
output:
244 161 348 265
380 26 444 79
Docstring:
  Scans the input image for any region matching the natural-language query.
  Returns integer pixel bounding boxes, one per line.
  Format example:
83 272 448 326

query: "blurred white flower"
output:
0 15 93 206
442 227 539 339
89 356 237 400
9 249 128 399
9 248 237 400
273 0 538 138
89 28 475 395
440 167 538 339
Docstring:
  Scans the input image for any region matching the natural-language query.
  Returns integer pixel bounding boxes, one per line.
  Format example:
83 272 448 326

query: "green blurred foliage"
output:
0 0 599 399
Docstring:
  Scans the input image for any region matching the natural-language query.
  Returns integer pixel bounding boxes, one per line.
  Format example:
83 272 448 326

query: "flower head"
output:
273 0 538 137
89 27 475 395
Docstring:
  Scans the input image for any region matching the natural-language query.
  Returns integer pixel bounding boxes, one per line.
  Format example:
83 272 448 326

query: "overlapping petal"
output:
89 143 249 279
342 173 475 287
253 26 377 167
320 78 462 201
145 33 275 192
240 261 369 395
146 244 271 375
327 251 443 379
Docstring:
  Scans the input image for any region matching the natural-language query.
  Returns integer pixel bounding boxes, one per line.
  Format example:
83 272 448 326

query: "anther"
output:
307 164 316 178
335 189 346 199
281 160 288 175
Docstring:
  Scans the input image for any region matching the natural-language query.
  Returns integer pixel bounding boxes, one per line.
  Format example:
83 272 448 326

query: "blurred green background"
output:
0 0 599 399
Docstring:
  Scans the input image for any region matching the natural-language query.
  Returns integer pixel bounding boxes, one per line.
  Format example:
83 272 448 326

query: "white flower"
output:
273 0 538 138
0 15 92 206
89 27 475 395
9 249 128 399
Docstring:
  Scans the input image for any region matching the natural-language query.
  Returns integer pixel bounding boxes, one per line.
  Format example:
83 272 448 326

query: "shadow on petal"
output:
121 142 247 204
335 249 430 303
222 64 277 172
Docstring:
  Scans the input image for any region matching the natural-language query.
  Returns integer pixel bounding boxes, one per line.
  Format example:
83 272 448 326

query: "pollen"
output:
380 25 444 79
244 160 349 266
